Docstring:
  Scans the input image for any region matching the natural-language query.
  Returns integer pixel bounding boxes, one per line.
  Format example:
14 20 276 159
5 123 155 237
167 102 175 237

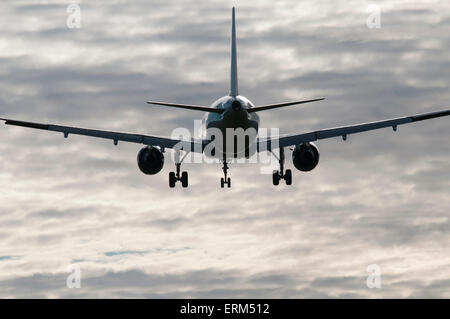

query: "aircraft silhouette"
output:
2 8 449 188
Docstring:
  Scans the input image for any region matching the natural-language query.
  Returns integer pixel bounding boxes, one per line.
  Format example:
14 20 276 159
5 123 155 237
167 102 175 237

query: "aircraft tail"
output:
147 7 325 113
230 7 238 97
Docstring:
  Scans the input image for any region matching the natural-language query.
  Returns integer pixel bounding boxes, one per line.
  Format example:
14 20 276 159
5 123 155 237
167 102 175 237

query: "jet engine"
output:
292 142 320 172
137 146 164 175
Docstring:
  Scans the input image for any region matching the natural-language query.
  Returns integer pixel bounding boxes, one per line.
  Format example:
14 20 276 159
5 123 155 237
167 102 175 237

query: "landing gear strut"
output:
169 150 189 188
272 148 292 186
220 159 231 188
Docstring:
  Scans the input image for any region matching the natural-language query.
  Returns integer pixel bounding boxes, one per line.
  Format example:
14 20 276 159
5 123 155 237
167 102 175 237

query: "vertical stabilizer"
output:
230 7 238 97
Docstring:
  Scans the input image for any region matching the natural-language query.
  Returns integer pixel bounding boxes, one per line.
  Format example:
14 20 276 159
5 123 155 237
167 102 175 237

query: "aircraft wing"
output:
259 109 450 151
0 118 206 152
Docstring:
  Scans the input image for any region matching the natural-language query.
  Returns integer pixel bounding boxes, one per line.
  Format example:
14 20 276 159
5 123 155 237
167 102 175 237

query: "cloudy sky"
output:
0 0 449 298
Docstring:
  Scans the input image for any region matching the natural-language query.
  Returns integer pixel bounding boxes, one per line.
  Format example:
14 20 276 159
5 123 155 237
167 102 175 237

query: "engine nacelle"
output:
137 146 164 175
292 142 320 172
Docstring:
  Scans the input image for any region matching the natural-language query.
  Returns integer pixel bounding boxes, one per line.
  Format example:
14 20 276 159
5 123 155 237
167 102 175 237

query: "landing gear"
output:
272 169 291 185
169 150 189 188
220 160 231 188
272 170 280 186
284 169 292 185
181 171 188 188
169 171 176 188
272 148 292 186
220 177 231 188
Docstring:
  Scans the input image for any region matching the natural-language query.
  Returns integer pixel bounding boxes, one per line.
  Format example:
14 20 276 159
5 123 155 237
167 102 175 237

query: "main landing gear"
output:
272 148 292 186
220 160 231 188
169 150 189 188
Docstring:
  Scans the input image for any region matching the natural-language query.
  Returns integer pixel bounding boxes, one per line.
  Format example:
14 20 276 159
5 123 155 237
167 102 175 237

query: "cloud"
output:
0 0 449 298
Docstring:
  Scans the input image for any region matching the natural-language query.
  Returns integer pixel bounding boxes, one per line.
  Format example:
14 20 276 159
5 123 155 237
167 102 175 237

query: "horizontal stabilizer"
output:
247 97 325 113
146 101 224 113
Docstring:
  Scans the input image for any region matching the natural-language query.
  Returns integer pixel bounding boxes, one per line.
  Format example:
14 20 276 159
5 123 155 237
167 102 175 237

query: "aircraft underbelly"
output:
205 114 259 159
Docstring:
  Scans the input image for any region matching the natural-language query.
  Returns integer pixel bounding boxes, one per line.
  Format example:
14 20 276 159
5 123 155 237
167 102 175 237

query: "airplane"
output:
1 7 449 188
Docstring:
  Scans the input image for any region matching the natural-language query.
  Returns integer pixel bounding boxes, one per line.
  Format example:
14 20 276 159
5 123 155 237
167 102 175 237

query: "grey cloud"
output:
0 268 335 298
0 0 449 298
1 267 446 298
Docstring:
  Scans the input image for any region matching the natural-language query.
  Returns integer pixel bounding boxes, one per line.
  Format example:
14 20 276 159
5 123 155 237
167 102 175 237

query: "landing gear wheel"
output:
169 172 176 188
181 171 188 188
272 170 280 186
285 169 292 185
221 178 225 188
227 177 231 188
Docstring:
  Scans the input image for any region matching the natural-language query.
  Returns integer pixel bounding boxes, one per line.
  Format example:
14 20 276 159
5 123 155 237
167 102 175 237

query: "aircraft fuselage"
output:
203 95 260 158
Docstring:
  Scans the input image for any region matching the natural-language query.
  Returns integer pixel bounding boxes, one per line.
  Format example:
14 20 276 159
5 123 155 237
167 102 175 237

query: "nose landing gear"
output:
220 160 231 188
